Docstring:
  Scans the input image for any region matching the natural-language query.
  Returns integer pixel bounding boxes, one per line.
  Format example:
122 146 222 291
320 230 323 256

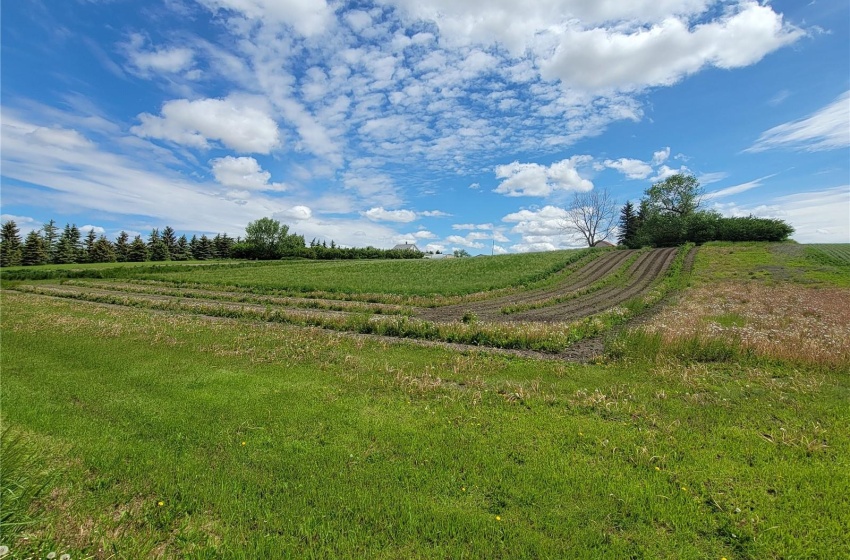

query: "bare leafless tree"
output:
560 188 618 247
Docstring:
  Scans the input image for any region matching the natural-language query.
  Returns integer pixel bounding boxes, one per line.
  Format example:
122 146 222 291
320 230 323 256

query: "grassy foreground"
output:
2 243 849 558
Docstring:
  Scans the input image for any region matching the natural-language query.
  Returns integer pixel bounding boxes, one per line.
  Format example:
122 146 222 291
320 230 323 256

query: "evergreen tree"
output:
90 236 117 263
149 240 170 261
0 220 23 267
115 231 130 262
54 224 81 264
148 228 161 247
84 229 98 263
127 235 149 262
214 233 235 259
194 234 215 260
172 235 190 261
617 202 639 247
189 235 200 259
161 226 178 255
21 230 48 266
42 219 59 263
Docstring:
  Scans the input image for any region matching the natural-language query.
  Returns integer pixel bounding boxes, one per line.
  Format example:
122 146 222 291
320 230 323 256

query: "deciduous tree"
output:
561 188 618 247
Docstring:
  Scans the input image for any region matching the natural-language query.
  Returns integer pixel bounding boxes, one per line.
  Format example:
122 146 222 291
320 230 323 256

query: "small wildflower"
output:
461 487 466 492
61 555 71 560
158 501 164 507
681 487 687 491
655 466 661 471
241 441 246 446
0 547 9 558
495 516 501 521
47 554 57 560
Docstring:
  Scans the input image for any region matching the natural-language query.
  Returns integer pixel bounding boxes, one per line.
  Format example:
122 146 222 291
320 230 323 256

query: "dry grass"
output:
644 281 850 367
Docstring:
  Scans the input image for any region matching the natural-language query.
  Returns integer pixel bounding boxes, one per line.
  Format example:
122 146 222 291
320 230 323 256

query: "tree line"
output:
563 173 794 247
616 174 793 247
0 216 423 267
0 220 238 267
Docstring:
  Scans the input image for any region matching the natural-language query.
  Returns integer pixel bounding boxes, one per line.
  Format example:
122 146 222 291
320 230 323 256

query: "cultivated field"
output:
2 242 848 558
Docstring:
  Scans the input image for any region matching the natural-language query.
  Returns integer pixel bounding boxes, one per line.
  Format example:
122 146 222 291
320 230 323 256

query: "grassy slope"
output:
2 243 848 557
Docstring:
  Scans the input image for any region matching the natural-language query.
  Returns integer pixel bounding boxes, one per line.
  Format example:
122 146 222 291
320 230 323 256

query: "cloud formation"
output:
747 90 850 153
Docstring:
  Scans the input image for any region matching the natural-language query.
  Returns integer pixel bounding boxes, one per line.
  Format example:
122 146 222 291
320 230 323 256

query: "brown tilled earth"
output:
417 247 679 323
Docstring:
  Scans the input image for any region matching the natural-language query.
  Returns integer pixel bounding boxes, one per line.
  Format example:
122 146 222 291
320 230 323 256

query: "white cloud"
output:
197 0 334 37
420 210 452 217
124 34 194 75
452 223 493 231
132 96 280 153
538 2 803 92
413 230 436 239
651 164 690 182
494 156 593 197
363 207 417 222
652 147 671 166
80 225 107 236
747 90 850 153
425 243 445 253
704 174 775 200
210 156 286 192
446 234 485 249
0 214 40 236
274 205 313 222
604 157 653 179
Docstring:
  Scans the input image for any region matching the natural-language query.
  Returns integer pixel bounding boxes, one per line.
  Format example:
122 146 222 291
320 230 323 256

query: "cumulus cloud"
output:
603 158 653 179
494 156 593 197
123 33 194 76
210 156 286 191
197 0 334 37
413 230 436 239
132 96 280 153
275 205 313 221
538 2 802 92
420 210 452 217
747 90 850 153
363 207 418 222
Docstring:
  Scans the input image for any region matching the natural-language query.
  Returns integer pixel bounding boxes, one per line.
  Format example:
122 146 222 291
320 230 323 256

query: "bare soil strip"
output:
514 247 679 323
417 250 636 322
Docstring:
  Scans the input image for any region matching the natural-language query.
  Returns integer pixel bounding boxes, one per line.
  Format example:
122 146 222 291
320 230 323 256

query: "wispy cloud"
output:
747 90 850 153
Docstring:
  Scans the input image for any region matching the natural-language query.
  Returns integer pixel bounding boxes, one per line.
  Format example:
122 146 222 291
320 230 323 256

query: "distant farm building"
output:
392 243 421 252
592 240 615 248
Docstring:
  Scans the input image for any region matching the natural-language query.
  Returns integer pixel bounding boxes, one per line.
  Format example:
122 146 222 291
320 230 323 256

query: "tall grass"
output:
0 426 56 539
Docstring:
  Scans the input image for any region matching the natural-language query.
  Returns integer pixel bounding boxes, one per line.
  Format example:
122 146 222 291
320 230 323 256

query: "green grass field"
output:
2 243 849 558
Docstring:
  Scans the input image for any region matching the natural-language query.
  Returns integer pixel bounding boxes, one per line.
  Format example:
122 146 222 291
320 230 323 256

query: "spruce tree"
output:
21 230 48 266
161 226 178 255
42 219 59 263
91 236 117 263
115 231 130 262
84 229 98 263
195 234 215 260
189 235 200 259
149 240 170 261
617 202 639 247
0 220 23 267
54 224 80 264
173 235 190 261
127 235 149 262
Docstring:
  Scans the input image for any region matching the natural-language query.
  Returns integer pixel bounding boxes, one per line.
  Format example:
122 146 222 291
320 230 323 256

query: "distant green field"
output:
139 250 591 295
806 243 850 266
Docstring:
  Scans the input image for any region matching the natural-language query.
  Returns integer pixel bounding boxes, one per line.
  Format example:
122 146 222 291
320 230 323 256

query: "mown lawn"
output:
2 288 848 558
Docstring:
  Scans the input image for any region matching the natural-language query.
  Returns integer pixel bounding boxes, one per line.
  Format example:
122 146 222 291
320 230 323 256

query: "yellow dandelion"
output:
462 487 466 492
157 501 164 507
241 441 246 446
495 516 501 521
655 466 661 471
681 487 687 491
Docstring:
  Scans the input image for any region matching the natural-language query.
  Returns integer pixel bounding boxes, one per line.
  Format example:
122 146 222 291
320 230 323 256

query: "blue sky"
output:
2 0 848 253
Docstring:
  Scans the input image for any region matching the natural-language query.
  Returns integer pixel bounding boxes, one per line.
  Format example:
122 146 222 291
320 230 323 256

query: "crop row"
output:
12 246 691 354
